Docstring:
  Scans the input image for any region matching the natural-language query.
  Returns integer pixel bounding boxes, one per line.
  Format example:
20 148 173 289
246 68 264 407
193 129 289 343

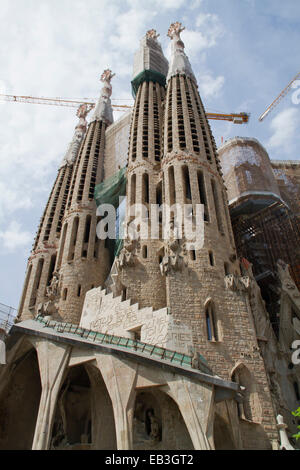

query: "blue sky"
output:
0 0 299 308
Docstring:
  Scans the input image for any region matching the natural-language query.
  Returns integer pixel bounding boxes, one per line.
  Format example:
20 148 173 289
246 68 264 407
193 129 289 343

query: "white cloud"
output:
198 74 225 99
195 12 224 46
267 107 300 152
0 221 32 253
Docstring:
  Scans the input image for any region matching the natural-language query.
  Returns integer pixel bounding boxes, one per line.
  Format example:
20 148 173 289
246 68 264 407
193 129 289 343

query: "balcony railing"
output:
0 303 17 333
35 315 212 375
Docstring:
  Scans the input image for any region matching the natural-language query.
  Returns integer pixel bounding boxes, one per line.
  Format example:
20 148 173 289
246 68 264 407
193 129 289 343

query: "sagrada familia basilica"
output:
0 22 299 450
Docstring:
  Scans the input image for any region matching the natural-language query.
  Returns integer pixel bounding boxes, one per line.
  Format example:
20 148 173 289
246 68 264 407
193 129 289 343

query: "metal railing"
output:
0 303 17 333
35 315 212 375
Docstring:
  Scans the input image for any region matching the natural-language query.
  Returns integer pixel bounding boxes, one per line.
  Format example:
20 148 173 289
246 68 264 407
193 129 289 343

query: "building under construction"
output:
0 25 299 451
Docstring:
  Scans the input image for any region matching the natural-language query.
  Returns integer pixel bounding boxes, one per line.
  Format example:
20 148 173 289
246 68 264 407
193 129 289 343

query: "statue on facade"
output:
146 409 161 443
37 271 61 319
160 218 186 275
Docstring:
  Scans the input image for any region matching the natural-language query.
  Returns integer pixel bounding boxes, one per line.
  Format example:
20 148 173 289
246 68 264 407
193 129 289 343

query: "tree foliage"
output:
292 408 300 441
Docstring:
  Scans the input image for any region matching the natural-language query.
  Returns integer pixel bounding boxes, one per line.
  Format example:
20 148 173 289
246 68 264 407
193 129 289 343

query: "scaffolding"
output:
0 303 17 333
232 201 300 335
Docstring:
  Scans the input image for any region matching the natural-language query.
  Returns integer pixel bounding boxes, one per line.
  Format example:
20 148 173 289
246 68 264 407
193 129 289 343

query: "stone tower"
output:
55 70 114 324
116 30 169 311
17 104 89 321
7 25 290 451
157 22 278 448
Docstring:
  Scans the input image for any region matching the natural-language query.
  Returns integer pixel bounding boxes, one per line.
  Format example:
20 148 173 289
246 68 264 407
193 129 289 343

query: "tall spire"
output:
133 29 168 78
167 22 196 83
131 29 168 97
91 69 115 125
60 104 90 168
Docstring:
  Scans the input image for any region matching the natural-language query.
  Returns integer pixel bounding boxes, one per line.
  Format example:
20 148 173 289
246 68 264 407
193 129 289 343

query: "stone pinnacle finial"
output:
100 69 115 85
60 106 87 168
166 21 195 83
75 103 90 131
91 69 114 124
167 22 185 40
146 29 160 41
76 103 90 120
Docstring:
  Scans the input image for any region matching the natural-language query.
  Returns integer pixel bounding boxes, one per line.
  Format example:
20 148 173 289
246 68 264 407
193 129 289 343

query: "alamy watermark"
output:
96 201 205 250
291 340 300 365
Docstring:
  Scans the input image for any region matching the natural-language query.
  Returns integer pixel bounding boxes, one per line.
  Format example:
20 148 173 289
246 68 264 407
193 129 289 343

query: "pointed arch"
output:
231 363 262 423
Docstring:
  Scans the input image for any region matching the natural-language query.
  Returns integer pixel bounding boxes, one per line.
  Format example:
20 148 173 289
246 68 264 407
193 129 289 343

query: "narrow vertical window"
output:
205 302 218 341
211 179 224 233
82 214 91 258
46 254 57 289
168 166 176 205
29 258 44 307
224 262 230 276
197 171 209 222
77 285 81 297
209 251 214 266
130 174 136 206
68 216 79 261
182 165 192 201
62 288 68 301
142 245 148 259
142 173 149 204
57 222 68 269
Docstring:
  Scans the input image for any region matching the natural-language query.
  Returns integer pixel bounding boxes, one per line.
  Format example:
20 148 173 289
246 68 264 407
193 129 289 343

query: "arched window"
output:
182 165 192 201
130 173 136 206
168 166 176 205
68 216 79 261
211 179 224 234
142 173 149 204
205 300 218 342
57 222 68 268
197 171 209 222
82 214 91 258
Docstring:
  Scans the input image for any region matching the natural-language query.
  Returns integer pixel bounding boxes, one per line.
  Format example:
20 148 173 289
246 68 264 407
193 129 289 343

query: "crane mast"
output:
259 72 300 122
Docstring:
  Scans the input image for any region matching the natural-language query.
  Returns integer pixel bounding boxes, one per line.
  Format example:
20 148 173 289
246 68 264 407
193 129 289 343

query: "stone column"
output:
167 377 214 450
95 354 138 450
31 339 71 450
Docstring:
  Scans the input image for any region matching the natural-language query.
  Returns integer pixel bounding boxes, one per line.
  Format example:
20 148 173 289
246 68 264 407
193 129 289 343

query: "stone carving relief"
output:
80 288 193 355
159 219 187 275
37 271 61 319
116 237 139 269
224 273 251 293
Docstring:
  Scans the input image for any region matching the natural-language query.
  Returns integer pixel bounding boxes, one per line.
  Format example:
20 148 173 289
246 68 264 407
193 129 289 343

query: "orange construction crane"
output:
0 93 250 124
259 71 300 122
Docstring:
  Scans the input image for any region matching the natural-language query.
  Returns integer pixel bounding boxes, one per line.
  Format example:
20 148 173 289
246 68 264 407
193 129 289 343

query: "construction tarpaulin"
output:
94 166 127 259
94 166 126 209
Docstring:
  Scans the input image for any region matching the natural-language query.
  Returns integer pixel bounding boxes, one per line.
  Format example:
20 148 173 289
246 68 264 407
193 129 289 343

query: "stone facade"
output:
1 24 299 451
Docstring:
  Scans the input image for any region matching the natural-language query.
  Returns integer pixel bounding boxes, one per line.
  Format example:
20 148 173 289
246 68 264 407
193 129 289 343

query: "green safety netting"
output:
94 166 127 259
94 166 126 209
131 69 166 98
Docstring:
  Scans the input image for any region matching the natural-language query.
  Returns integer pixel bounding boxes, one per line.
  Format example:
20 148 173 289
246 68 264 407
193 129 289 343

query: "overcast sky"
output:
0 0 299 309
